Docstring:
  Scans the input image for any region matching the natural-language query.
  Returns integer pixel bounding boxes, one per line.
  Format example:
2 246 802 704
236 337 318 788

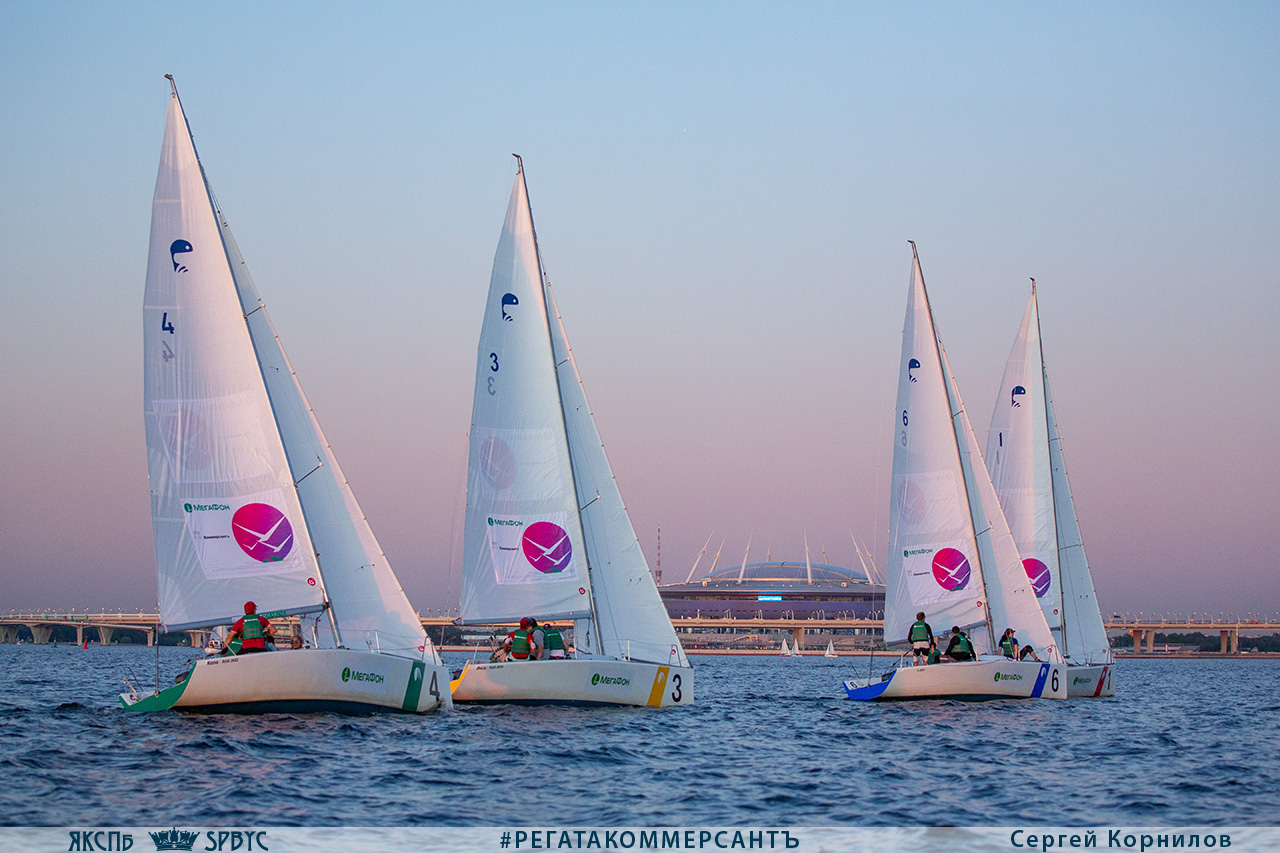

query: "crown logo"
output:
149 828 199 851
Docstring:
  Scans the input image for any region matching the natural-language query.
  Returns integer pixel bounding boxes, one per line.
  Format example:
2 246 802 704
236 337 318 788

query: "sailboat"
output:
122 78 452 714
449 158 693 707
844 244 1066 701
986 282 1115 697
780 638 793 657
823 639 837 658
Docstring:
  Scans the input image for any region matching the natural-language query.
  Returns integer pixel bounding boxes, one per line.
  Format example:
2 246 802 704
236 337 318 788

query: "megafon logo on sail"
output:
1023 558 1051 597
170 239 193 272
232 503 294 563
522 521 572 574
931 548 971 591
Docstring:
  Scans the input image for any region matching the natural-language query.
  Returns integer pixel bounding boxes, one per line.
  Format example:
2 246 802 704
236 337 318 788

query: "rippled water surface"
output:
1 646 1276 826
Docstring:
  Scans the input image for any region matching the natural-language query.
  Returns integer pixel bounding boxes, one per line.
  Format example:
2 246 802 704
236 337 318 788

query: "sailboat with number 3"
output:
449 158 693 707
122 78 451 713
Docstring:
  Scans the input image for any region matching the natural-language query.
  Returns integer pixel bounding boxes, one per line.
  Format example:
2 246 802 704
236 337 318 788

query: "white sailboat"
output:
449 158 692 707
986 281 1115 697
780 638 793 657
123 78 452 714
823 639 837 658
844 244 1066 701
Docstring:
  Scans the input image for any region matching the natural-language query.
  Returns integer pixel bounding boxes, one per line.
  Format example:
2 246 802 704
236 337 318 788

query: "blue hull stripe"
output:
844 672 894 701
1031 663 1050 697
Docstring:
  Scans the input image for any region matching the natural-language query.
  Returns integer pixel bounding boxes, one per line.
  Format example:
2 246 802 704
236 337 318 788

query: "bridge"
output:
4 610 1278 654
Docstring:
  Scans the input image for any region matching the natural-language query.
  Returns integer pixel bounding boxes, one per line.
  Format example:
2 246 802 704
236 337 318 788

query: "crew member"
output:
510 618 533 661
944 626 975 662
224 601 274 654
542 622 568 659
908 612 934 667
999 628 1019 659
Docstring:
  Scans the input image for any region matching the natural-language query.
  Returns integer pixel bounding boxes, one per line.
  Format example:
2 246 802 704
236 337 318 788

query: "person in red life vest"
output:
222 601 274 654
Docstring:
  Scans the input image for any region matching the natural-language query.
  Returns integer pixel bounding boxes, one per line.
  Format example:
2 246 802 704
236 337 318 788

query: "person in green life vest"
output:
223 601 274 655
999 628 1019 659
908 611 934 667
510 618 534 661
540 622 568 659
943 625 975 662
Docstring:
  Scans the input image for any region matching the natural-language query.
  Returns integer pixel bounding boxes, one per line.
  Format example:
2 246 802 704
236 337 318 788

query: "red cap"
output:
519 617 532 628
244 601 256 614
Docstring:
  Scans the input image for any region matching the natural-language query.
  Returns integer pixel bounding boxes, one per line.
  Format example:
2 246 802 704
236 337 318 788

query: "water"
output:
1 645 1277 826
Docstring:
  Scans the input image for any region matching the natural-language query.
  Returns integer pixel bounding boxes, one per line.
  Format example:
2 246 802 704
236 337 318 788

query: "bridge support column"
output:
1146 630 1155 653
146 629 154 647
75 626 85 646
792 627 804 652
0 626 16 644
1220 630 1229 654
1230 629 1239 654
1130 629 1144 653
30 625 52 644
98 626 114 645
188 631 203 648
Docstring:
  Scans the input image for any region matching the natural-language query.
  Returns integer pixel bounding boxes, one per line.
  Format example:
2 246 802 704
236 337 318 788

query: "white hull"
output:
844 658 1067 701
121 648 453 714
451 658 693 707
1066 662 1115 698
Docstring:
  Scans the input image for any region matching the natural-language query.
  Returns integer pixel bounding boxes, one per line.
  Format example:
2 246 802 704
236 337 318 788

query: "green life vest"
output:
543 627 565 652
512 628 531 659
952 633 974 656
908 621 931 643
999 635 1018 657
241 616 264 641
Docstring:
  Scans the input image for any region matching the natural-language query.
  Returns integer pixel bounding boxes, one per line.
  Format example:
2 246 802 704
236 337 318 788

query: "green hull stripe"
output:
401 660 426 711
120 665 194 712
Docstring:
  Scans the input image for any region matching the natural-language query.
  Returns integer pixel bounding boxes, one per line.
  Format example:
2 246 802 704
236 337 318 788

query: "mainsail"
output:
884 246 1056 659
987 285 1109 664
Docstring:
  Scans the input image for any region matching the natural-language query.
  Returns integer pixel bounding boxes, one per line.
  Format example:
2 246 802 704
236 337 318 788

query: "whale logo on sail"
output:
931 547 971 591
521 521 572 574
501 293 519 321
1023 557 1052 597
232 503 295 562
908 358 921 383
1011 385 1026 407
170 239 193 272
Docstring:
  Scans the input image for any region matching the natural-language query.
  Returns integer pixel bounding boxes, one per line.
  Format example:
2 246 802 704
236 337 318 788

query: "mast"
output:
516 155 604 655
163 75 340 642
911 241 997 650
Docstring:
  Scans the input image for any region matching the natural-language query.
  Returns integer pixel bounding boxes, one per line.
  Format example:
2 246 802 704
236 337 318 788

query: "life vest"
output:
951 633 974 657
999 635 1019 657
240 615 266 650
511 628 531 659
908 621 932 643
543 626 566 654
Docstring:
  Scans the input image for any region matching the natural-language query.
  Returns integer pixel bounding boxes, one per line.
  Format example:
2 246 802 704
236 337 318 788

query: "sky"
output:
2 2 1278 619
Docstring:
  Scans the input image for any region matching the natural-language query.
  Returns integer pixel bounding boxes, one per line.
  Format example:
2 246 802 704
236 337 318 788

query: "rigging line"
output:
244 305 264 318
294 460 324 487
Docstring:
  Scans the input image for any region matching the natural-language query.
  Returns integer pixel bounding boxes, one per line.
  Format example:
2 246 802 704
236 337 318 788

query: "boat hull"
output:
120 648 453 714
450 659 693 707
843 658 1067 701
1066 662 1115 697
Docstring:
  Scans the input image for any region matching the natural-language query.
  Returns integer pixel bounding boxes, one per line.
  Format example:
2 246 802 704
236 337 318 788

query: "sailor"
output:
527 619 545 661
944 626 975 662
1019 644 1042 662
541 622 568 659
510 618 533 661
908 611 934 667
999 628 1019 659
223 601 273 654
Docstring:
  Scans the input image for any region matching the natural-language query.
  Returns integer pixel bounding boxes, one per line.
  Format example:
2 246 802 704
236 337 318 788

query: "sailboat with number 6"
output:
449 157 692 707
123 77 451 714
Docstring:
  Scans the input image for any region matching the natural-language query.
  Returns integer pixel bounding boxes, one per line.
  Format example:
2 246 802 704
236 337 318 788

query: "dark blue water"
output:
1 645 1276 826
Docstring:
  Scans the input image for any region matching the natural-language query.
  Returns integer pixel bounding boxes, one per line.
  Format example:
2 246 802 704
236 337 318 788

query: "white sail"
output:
547 285 687 666
987 287 1109 665
885 247 1057 659
985 287 1064 648
460 165 597 625
143 92 326 631
222 214 431 658
460 160 686 669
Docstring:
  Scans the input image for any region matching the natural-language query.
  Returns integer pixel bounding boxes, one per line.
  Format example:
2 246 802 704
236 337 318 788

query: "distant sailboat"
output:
449 158 692 707
844 243 1066 701
824 639 837 658
986 281 1114 697
122 78 451 714
780 638 793 657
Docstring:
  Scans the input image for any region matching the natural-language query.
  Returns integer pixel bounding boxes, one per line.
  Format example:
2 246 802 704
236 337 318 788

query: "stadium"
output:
659 561 884 620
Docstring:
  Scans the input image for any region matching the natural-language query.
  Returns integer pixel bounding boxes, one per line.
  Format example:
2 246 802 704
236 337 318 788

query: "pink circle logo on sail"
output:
1023 558 1051 597
932 548 971 591
479 436 517 490
232 503 295 563
522 521 572 574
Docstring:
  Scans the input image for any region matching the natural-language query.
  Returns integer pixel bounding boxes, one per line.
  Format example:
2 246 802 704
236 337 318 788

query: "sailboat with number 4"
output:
449 158 692 707
843 244 1066 701
122 78 451 714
